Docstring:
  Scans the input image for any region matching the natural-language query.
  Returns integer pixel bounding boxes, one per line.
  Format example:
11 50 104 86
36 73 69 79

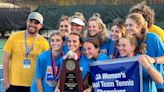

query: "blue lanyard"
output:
24 32 38 58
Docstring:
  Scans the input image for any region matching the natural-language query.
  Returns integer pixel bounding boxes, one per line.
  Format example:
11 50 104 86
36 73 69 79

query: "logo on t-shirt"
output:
45 66 58 87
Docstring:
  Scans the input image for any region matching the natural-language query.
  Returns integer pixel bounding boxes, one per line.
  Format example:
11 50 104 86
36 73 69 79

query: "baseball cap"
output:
71 17 85 26
27 12 43 24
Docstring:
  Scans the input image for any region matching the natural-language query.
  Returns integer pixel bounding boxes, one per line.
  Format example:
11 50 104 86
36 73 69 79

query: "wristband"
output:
154 57 157 64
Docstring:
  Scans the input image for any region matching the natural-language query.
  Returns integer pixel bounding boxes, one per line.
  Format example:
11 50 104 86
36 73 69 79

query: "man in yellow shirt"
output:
3 12 49 92
129 2 164 43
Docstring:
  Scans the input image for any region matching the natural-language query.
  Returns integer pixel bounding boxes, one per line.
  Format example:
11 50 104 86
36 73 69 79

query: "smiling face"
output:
88 20 101 37
59 20 71 37
83 42 99 59
118 38 135 57
26 19 43 35
111 25 123 41
50 35 63 51
71 22 84 34
68 34 81 53
125 18 141 36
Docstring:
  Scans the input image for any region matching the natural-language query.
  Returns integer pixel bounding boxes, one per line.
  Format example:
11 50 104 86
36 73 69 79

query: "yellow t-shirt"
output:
149 24 164 42
3 31 49 86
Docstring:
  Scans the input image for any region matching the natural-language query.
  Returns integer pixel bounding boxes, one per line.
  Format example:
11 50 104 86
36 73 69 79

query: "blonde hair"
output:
71 12 86 36
58 15 70 24
129 2 155 28
126 13 147 54
123 35 139 54
87 13 108 45
71 12 86 23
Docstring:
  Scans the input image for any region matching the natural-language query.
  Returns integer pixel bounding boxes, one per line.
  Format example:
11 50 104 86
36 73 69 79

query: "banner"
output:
90 56 143 92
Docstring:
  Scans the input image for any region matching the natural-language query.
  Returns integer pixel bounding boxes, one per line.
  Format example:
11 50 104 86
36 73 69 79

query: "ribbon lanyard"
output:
51 51 57 77
24 32 38 58
112 42 118 59
77 52 82 60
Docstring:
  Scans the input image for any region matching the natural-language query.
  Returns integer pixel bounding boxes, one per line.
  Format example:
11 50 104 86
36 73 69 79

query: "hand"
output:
138 55 151 70
54 88 60 92
4 79 10 90
83 87 92 92
63 51 78 60
144 55 156 64
100 49 107 54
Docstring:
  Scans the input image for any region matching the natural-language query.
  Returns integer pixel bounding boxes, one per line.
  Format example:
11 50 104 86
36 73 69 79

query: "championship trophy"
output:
59 59 85 92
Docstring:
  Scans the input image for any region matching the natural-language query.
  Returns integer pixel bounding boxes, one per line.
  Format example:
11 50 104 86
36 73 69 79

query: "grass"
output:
0 50 3 65
0 38 7 65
